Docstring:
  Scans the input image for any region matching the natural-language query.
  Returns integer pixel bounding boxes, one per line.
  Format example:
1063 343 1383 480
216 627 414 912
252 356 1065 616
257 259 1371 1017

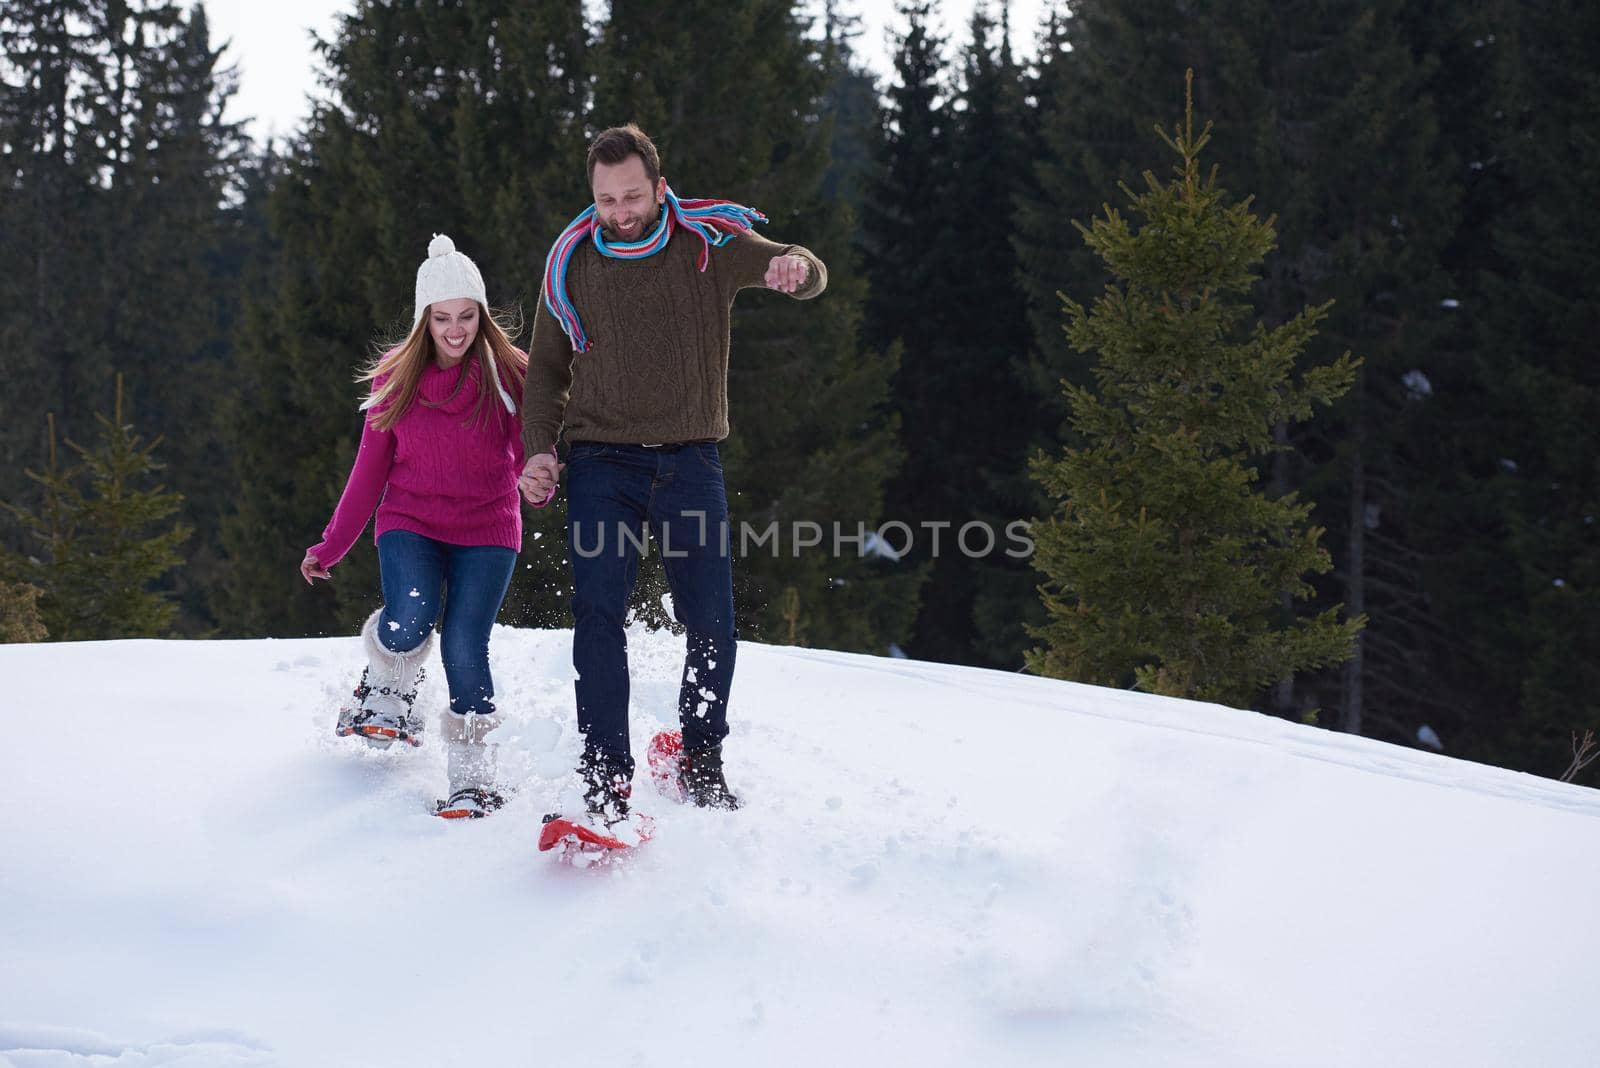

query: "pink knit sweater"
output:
309 357 529 568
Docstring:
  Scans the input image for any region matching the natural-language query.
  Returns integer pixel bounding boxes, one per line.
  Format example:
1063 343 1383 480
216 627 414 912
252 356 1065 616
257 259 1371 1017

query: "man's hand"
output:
519 451 564 505
764 253 810 293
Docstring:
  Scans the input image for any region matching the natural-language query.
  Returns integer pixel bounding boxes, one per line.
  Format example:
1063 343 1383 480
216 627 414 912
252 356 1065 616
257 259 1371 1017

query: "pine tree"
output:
0 3 250 636
1017 1 1454 741
1387 0 1521 761
107 4 251 633
1463 0 1600 774
851 1 953 657
1028 77 1362 708
591 0 918 651
857 1 1042 668
937 2 1038 668
0 0 108 519
1228 2 1454 740
1010 1 1200 678
1015 0 1188 415
218 0 591 638
818 0 879 223
1 375 190 640
0 581 47 643
861 0 949 362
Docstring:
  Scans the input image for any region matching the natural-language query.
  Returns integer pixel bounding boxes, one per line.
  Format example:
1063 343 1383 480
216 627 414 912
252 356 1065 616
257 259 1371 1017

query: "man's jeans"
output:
375 530 516 716
566 442 737 774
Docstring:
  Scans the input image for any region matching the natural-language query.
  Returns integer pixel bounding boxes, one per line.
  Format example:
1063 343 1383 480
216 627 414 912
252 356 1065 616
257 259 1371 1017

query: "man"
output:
519 124 827 824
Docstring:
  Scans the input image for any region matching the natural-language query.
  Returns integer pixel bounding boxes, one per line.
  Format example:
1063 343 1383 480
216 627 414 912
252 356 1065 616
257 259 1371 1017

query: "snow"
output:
863 529 905 561
4 628 1600 1066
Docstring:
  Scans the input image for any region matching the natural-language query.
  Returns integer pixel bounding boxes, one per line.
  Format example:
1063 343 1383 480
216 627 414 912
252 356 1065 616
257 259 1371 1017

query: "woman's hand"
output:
519 452 563 505
300 551 332 585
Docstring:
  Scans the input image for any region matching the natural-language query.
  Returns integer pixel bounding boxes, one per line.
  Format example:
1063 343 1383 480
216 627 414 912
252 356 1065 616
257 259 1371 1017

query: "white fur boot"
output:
435 710 507 819
335 609 435 749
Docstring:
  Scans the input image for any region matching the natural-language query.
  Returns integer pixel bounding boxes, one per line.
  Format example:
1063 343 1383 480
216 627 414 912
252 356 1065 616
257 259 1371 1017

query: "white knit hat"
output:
414 233 487 324
406 232 514 415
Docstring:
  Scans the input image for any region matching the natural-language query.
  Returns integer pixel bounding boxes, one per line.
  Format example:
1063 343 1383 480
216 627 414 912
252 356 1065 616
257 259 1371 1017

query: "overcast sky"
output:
202 0 1050 143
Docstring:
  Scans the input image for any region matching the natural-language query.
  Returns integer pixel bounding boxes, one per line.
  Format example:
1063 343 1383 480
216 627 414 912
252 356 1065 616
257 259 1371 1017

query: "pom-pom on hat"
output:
414 233 487 323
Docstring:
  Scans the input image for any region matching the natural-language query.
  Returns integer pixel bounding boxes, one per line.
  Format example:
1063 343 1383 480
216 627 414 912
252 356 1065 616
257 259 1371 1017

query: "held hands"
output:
519 451 564 505
300 551 331 585
765 253 810 293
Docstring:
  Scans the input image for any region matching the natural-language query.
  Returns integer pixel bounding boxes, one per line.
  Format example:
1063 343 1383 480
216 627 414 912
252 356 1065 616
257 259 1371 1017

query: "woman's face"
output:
427 298 479 364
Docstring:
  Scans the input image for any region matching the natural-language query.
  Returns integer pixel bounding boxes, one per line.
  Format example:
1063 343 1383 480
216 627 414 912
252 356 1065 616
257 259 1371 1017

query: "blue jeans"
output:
566 442 737 774
375 530 516 716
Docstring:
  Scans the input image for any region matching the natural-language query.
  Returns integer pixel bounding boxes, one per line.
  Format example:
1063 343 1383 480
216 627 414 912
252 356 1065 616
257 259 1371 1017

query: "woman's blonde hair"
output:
358 303 527 432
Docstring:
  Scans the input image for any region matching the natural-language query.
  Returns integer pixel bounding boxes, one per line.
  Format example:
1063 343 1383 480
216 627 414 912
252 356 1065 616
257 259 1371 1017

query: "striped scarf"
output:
541 185 767 352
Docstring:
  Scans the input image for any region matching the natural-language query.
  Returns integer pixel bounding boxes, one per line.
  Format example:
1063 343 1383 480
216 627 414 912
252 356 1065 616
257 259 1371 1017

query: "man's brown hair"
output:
587 124 661 186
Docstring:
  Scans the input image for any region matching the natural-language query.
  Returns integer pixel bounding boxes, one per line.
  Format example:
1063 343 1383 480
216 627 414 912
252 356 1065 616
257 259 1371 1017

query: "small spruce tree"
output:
0 581 47 642
1027 73 1362 708
1 375 191 640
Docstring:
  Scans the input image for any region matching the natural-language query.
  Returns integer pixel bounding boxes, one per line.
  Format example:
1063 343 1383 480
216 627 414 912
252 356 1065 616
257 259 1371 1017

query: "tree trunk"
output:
1341 370 1367 734
1271 420 1296 714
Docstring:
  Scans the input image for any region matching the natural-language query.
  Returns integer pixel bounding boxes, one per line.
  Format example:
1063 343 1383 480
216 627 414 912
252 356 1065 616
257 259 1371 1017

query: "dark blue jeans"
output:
375 530 516 716
566 442 737 774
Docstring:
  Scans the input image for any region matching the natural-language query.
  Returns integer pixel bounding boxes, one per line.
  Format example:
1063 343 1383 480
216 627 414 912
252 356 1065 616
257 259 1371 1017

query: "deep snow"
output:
3 627 1599 1067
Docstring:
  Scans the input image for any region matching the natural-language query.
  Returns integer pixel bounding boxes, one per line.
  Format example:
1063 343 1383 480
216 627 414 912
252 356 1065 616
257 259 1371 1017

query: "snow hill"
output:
4 627 1599 1067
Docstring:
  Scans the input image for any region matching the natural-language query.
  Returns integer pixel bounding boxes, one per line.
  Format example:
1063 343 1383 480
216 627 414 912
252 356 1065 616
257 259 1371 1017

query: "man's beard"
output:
603 205 661 242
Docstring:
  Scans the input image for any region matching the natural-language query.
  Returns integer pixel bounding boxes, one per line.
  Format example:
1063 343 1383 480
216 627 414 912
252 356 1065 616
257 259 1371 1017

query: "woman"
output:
301 234 556 819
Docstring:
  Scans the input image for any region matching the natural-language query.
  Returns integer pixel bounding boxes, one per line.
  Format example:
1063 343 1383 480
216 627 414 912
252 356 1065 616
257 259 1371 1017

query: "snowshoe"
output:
434 786 508 820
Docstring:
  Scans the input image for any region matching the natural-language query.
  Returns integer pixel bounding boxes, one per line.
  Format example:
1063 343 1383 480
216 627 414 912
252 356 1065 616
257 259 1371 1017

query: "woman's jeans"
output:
566 442 737 775
375 530 516 716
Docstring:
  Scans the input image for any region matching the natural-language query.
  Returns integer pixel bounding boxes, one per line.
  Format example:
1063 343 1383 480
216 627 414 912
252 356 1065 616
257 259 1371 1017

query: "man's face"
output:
592 154 666 241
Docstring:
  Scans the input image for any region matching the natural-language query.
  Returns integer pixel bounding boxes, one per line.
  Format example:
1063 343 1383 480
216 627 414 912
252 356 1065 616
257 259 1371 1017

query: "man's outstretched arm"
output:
721 231 827 300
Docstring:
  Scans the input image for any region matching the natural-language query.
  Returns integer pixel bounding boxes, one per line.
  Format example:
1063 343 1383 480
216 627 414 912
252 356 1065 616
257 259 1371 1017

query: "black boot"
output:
578 744 633 827
682 743 741 810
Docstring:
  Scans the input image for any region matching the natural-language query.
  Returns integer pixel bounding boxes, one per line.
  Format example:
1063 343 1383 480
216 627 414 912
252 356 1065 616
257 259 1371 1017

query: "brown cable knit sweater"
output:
520 223 827 457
